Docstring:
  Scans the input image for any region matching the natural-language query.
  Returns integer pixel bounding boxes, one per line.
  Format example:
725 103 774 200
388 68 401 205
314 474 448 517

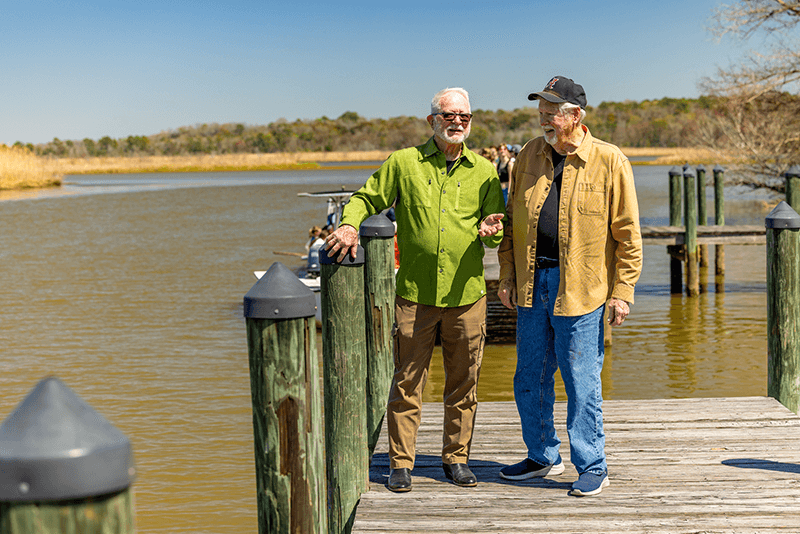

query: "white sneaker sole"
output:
569 476 610 496
500 461 565 480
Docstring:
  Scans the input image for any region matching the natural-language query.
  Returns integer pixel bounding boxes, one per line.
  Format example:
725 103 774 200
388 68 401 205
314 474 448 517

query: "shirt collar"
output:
420 136 477 164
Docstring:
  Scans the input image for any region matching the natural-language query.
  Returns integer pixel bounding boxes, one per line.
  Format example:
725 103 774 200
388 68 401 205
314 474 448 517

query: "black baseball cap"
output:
528 76 587 109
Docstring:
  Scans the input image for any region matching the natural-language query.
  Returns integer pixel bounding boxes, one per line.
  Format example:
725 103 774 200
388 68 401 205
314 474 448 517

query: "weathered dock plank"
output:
641 224 765 245
355 397 800 533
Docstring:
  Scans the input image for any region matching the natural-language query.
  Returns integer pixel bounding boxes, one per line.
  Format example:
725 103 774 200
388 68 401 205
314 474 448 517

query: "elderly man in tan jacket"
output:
497 76 642 497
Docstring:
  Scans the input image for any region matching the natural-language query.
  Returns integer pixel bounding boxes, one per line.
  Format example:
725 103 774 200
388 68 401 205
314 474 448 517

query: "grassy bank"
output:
49 147 735 177
47 150 394 175
0 145 62 190
1 146 735 189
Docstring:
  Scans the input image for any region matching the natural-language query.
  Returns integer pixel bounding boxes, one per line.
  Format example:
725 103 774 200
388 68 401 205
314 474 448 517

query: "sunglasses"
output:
434 112 473 123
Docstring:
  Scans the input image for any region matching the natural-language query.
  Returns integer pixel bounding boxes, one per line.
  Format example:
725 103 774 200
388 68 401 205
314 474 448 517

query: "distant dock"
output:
354 397 800 533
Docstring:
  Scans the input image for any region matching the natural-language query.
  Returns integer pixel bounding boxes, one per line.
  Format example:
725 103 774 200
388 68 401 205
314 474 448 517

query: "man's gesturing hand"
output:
479 213 504 237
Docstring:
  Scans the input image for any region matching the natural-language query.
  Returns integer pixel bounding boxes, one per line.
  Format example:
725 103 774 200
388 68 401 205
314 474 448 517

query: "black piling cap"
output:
784 164 800 179
669 166 682 177
319 244 365 266
360 212 395 238
244 262 317 319
0 376 135 502
765 201 800 229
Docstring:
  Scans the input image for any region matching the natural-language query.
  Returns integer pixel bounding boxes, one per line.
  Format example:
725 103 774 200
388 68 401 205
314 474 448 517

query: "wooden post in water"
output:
243 262 326 534
784 165 800 211
320 245 368 534
668 166 683 294
696 164 709 270
359 213 396 458
0 376 136 534
683 167 699 296
713 165 726 291
766 202 800 414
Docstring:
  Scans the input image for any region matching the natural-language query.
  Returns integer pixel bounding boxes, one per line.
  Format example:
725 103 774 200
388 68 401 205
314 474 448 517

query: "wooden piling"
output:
359 214 396 458
668 167 683 294
320 245 368 534
243 262 326 534
713 165 726 289
683 167 699 296
766 202 800 414
0 377 136 534
696 165 709 269
784 165 800 211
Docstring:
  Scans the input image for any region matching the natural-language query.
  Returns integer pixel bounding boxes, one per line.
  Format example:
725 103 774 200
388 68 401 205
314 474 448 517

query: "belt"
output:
535 257 559 269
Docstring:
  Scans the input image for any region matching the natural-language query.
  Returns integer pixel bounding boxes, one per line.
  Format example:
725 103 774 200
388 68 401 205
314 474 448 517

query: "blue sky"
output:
0 0 748 145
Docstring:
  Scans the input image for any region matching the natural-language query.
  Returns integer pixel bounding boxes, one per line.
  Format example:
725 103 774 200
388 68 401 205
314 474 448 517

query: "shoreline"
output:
49 147 735 176
1 147 736 190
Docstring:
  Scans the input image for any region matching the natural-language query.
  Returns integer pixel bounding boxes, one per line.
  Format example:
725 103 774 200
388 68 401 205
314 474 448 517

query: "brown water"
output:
0 166 775 532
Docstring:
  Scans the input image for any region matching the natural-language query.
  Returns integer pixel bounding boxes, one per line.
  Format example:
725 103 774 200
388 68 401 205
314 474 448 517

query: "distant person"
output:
497 76 643 496
324 87 506 492
306 228 328 274
496 144 513 203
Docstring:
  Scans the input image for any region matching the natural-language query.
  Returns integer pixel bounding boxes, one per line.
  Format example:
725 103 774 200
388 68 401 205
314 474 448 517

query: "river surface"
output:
0 164 778 532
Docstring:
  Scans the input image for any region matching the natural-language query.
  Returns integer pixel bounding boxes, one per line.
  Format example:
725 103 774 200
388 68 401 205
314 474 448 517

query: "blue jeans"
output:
514 266 607 474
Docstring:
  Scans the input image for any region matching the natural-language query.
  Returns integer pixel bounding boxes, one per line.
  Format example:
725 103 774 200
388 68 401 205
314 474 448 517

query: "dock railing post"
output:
0 376 136 534
243 262 326 534
359 213 396 458
766 202 800 414
696 164 709 270
320 245 368 534
684 167 699 296
713 165 726 290
668 166 683 294
784 165 800 211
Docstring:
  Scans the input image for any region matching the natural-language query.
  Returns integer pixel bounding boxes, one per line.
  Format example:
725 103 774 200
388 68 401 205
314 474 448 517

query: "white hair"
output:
431 87 470 114
559 101 586 123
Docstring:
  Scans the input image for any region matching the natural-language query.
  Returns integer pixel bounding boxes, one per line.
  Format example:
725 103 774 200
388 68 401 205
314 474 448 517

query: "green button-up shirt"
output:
340 137 505 308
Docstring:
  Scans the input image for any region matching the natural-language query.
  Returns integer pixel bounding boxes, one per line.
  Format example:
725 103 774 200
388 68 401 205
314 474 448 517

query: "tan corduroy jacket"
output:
497 126 643 316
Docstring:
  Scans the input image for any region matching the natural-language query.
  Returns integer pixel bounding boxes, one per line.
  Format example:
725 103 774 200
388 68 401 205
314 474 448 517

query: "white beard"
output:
435 123 470 145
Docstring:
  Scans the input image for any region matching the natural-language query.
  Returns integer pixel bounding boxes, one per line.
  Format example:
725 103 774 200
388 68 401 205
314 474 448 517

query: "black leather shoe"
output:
387 468 412 492
443 463 478 487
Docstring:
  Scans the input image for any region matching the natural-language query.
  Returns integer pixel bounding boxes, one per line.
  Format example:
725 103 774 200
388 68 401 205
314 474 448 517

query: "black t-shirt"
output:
535 148 565 261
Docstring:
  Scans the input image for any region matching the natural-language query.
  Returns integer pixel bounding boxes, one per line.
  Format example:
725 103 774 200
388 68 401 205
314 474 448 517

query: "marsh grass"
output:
622 147 740 166
47 150 394 175
0 145 63 190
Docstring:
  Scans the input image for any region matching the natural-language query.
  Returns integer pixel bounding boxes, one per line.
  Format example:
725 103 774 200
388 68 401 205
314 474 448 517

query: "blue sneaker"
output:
569 470 609 496
499 458 565 480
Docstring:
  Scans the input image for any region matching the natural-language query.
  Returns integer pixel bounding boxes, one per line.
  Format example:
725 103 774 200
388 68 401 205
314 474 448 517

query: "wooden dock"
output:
640 225 765 246
354 397 800 533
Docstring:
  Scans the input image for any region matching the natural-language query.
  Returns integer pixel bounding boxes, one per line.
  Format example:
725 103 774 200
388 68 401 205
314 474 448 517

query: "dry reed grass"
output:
7 146 740 189
0 145 63 190
621 147 741 166
48 150 394 175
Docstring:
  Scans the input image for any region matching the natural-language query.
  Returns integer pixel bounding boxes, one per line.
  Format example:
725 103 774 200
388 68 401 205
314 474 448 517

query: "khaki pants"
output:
387 295 487 469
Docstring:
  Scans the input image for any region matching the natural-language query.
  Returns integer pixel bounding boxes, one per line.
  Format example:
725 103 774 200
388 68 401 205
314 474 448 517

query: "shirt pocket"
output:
400 175 434 208
577 182 607 216
454 180 481 215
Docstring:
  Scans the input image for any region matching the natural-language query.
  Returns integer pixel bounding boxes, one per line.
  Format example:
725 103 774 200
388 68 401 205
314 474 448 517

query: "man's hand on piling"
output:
324 224 359 262
498 278 517 310
479 213 504 237
607 298 630 326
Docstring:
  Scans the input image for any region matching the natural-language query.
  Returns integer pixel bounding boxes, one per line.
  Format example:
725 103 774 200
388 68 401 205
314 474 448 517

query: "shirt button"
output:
441 228 445 232
439 268 443 273
443 190 446 194
442 208 446 212
440 248 445 253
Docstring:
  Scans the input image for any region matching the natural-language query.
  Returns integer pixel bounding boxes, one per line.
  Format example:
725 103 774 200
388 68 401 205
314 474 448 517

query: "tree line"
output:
18 97 723 159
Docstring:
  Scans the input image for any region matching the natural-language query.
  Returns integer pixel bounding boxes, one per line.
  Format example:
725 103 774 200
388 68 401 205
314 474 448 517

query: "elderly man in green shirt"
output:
324 87 505 492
